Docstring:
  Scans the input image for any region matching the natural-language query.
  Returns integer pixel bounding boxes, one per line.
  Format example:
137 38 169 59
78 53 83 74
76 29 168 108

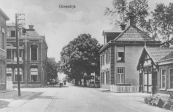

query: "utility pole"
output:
15 13 25 96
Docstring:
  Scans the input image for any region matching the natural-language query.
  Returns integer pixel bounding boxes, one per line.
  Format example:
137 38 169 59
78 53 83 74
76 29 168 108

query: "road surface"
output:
0 83 171 112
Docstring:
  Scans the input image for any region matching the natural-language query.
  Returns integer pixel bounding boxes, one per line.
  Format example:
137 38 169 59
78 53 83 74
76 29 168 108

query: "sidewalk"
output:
0 89 41 109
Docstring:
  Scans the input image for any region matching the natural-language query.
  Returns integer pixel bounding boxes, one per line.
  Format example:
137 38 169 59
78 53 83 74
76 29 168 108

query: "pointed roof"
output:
0 8 9 20
159 50 173 62
137 47 173 70
146 47 173 62
114 26 157 42
26 30 39 37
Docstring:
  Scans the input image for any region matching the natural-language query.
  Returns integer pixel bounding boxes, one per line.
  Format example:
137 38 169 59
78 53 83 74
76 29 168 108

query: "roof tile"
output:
146 47 173 62
115 26 156 41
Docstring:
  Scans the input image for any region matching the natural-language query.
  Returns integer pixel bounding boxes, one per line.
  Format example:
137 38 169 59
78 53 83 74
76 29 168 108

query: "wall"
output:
114 45 143 86
0 14 7 90
158 64 173 94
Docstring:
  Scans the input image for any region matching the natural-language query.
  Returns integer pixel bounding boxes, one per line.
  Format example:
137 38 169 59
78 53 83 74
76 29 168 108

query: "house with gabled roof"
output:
99 14 161 92
137 47 173 94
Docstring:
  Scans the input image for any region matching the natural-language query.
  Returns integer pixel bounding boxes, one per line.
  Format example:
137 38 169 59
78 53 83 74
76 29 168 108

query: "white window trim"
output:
30 67 38 81
117 68 124 84
161 69 166 89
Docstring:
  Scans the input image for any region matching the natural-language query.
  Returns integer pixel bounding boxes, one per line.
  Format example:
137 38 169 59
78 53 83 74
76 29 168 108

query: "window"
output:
19 49 23 58
161 69 166 89
1 27 5 49
7 49 12 59
117 68 125 84
106 51 110 64
11 31 15 37
6 68 12 76
108 51 110 63
106 71 109 84
170 69 173 88
31 45 38 60
102 72 104 84
14 68 23 81
117 47 124 62
102 54 104 65
30 67 38 81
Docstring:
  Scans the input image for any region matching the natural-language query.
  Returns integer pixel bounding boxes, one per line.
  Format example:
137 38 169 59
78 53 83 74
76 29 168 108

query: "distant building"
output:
6 24 48 87
0 9 9 90
99 14 161 92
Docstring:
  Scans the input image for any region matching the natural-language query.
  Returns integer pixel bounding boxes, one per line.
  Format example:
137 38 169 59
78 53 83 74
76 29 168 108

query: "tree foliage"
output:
60 34 101 81
105 0 149 29
47 57 58 81
105 0 173 46
151 3 173 46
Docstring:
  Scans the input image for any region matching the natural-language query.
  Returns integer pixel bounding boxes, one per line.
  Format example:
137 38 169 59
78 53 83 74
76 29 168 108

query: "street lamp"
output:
15 13 25 96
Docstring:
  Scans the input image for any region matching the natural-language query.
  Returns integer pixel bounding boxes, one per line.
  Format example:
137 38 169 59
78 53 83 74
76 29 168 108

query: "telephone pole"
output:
15 13 25 96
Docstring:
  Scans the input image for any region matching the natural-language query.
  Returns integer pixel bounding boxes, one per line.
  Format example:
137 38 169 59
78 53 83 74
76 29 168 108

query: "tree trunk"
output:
75 79 78 85
84 78 87 87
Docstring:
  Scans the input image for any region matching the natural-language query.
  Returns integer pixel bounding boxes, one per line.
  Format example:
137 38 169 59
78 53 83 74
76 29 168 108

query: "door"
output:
139 73 143 92
6 75 13 90
152 71 157 94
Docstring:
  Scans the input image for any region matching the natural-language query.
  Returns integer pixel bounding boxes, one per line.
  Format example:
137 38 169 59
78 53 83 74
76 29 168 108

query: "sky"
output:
0 0 172 61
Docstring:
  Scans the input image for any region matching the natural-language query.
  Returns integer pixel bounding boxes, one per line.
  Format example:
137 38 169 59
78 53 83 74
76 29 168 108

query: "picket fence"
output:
110 85 139 93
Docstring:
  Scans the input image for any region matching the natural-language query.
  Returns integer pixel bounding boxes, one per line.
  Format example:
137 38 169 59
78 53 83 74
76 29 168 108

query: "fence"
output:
110 85 139 93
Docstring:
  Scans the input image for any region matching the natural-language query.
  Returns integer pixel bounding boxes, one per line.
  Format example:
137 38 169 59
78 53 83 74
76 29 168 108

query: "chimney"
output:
120 23 126 30
28 25 34 29
128 12 135 26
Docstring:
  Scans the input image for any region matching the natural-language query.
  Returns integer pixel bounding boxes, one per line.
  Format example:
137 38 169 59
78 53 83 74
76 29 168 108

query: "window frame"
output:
161 69 166 89
14 68 23 81
11 30 15 37
117 67 125 84
1 27 5 50
170 68 173 89
30 67 38 82
117 47 125 62
30 45 38 61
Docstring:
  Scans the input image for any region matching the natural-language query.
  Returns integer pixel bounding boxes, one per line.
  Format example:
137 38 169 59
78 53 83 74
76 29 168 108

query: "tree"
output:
47 57 58 81
105 0 149 30
60 34 101 85
151 3 173 46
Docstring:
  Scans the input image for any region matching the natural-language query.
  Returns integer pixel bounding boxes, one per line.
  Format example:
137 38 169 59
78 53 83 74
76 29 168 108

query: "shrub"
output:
144 94 164 107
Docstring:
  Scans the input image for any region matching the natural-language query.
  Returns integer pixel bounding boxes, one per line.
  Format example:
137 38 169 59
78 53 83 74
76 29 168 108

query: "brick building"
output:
99 14 161 91
0 9 9 90
6 24 48 87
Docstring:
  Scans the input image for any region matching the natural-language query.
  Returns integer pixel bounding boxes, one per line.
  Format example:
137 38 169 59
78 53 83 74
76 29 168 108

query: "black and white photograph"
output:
0 0 173 111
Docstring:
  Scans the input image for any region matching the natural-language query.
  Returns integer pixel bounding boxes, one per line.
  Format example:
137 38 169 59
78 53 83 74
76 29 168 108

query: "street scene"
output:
0 83 171 112
1 0 173 112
